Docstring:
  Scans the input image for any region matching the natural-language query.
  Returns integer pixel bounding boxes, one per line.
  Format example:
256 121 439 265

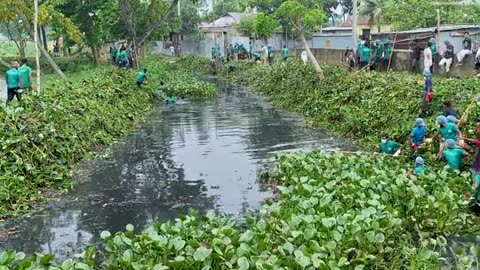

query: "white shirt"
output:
424 47 432 67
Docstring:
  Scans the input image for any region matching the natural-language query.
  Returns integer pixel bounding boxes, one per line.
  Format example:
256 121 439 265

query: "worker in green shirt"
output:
136 68 148 88
373 40 384 70
442 139 469 170
282 45 288 61
356 41 364 67
379 134 398 154
166 94 177 104
118 45 127 67
435 115 461 158
473 173 480 215
111 45 118 64
18 58 32 91
361 46 371 68
414 156 426 175
5 61 21 104
383 41 393 71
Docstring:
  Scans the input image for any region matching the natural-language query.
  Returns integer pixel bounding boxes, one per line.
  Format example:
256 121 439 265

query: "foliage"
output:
358 0 389 32
145 56 217 98
202 0 242 22
253 13 280 41
276 0 326 36
2 151 480 268
0 67 154 217
236 15 256 37
383 0 480 31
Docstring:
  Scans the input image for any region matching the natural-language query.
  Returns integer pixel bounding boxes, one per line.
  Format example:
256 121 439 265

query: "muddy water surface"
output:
0 80 354 259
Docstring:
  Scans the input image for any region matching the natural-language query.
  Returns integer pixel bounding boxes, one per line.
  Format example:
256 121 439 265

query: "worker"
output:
461 136 480 178
414 156 426 175
252 51 261 63
435 115 460 159
421 69 433 117
136 68 148 88
356 40 364 67
361 45 371 68
373 40 384 70
443 100 458 118
383 41 393 71
166 94 177 104
473 173 480 215
379 134 399 154
345 46 355 69
442 139 469 170
5 61 22 104
410 118 426 150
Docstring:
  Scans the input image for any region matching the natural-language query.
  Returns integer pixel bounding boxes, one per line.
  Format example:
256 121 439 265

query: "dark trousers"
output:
7 87 21 104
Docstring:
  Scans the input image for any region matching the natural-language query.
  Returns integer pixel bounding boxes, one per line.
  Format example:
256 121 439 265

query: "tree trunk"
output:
0 57 10 68
90 45 98 65
41 27 48 51
34 0 41 94
377 18 381 33
300 32 324 80
137 0 179 47
19 40 26 59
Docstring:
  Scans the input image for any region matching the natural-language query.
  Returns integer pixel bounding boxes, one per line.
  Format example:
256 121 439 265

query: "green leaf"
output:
61 259 74 269
123 249 133 262
193 247 212 262
153 264 169 270
0 252 7 265
375 233 385 243
283 242 294 254
237 257 250 270
74 262 90 270
321 217 336 228
126 224 134 232
100 231 111 239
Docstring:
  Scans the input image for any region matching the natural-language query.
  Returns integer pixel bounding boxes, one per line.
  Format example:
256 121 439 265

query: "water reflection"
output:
0 81 353 259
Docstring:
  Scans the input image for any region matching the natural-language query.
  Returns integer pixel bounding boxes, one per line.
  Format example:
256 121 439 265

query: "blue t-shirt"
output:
411 126 426 145
424 78 432 92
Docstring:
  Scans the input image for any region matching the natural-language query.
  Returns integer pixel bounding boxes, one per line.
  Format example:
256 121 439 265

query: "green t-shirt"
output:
356 44 364 55
414 166 425 175
379 140 398 154
282 48 288 58
111 48 118 58
137 71 146 83
5 68 20 89
476 174 480 201
443 148 464 170
18 65 32 88
375 43 384 57
384 44 392 60
439 123 458 141
361 47 371 62
119 51 127 61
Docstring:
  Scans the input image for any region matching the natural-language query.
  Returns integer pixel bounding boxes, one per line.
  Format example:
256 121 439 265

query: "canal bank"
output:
0 79 354 260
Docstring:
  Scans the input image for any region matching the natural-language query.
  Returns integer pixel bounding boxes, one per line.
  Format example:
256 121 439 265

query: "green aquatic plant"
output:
2 152 479 269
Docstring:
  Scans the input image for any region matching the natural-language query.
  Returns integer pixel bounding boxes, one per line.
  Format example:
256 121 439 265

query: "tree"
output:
203 0 242 22
383 0 480 31
276 0 326 79
236 15 256 37
253 13 280 43
359 0 389 32
339 0 353 18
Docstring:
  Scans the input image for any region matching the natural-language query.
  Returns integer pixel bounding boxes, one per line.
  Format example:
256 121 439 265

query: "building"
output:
339 16 391 39
312 27 354 49
371 24 480 50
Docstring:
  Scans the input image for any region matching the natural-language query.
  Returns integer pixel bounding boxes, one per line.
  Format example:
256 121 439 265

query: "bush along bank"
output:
0 68 156 217
2 152 480 269
143 57 217 99
174 56 480 151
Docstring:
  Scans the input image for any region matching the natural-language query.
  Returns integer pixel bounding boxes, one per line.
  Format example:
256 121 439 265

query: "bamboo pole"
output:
387 33 398 71
458 94 479 127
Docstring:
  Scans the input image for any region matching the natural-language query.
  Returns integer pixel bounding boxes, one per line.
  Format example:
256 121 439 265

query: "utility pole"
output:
34 0 41 94
352 0 358 50
433 2 466 46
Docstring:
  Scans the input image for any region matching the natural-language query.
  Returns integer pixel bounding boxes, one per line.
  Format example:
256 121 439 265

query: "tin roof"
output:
321 26 352 32
380 24 479 34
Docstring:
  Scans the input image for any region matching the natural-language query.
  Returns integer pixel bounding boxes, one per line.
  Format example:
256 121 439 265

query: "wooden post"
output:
352 0 358 49
34 0 41 94
436 9 440 46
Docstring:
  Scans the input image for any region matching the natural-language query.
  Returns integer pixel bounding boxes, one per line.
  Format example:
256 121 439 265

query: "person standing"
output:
301 50 308 65
111 45 118 64
118 45 127 68
267 44 273 66
373 40 384 70
439 40 454 75
382 41 392 71
345 46 355 69
421 69 433 117
430 38 439 73
411 40 422 73
18 58 32 92
282 45 288 62
361 45 371 68
356 40 364 67
5 61 22 104
424 42 433 73
457 32 472 65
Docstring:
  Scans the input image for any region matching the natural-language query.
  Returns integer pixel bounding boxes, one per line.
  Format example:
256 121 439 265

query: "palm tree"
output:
359 0 389 32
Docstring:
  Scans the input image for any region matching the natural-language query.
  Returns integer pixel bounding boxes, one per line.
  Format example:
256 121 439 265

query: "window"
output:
362 29 371 39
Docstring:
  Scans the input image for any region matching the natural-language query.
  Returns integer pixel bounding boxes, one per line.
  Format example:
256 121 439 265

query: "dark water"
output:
0 81 353 258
